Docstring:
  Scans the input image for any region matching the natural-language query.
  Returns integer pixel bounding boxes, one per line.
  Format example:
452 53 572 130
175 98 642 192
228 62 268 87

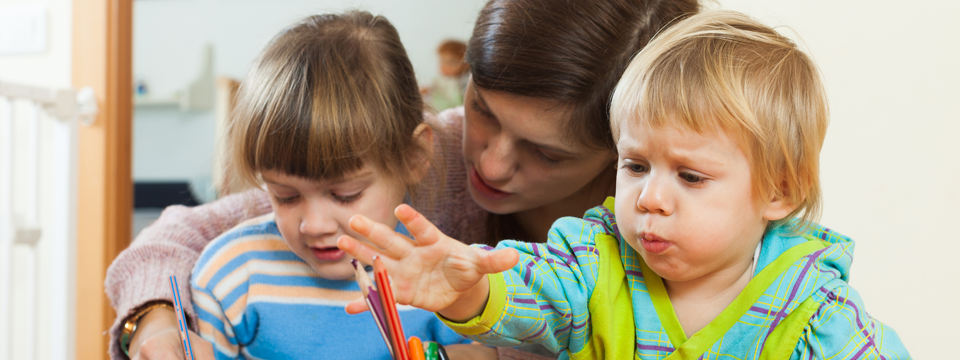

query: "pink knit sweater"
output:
103 108 541 359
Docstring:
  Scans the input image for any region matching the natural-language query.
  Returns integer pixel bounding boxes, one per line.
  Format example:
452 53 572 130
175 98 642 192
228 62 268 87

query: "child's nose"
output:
300 205 338 237
637 174 673 216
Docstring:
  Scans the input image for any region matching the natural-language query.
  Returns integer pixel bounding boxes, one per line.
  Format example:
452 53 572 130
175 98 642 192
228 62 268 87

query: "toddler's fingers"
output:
337 235 380 265
348 215 413 258
395 204 443 246
476 248 520 275
344 298 370 315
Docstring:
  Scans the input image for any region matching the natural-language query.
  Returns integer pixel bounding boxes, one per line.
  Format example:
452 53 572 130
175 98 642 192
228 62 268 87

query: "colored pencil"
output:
169 276 196 360
408 336 426 360
353 260 394 357
374 256 410 360
367 286 392 343
424 341 439 360
354 264 391 339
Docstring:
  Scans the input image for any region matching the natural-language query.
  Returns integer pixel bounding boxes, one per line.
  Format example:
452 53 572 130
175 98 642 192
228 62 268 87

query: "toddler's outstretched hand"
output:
337 204 519 322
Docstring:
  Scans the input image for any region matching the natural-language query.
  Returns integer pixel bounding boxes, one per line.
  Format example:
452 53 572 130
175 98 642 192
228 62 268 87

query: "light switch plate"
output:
0 5 47 55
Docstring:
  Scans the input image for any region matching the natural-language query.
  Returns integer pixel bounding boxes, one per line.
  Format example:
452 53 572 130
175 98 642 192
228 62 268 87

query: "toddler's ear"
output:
762 192 798 221
410 123 435 183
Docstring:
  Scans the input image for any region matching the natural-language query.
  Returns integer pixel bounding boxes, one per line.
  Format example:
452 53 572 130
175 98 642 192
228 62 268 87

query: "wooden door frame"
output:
73 0 132 358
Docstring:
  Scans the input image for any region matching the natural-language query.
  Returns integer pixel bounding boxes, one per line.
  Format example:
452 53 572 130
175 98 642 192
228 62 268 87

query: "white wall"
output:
713 1 959 358
0 0 74 359
134 0 486 96
132 0 487 196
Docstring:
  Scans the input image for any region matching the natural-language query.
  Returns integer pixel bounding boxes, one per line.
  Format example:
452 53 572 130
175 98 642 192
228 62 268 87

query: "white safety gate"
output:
0 80 96 360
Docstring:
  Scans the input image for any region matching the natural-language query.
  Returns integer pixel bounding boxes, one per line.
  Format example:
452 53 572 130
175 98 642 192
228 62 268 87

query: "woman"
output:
108 0 699 359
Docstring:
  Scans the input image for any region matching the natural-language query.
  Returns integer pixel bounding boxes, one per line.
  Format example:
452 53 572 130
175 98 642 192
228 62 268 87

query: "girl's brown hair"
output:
467 0 699 151
224 11 430 199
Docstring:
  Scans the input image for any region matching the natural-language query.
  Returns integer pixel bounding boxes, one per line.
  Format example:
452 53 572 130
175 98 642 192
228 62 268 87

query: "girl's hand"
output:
337 204 519 322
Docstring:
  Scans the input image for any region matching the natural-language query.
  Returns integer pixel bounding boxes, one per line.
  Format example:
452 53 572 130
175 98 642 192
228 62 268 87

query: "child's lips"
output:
639 232 671 254
310 246 345 261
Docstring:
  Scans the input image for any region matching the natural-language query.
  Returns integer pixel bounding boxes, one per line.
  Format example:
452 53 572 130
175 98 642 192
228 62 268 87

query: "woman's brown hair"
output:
468 0 699 151
224 11 431 200
470 0 699 243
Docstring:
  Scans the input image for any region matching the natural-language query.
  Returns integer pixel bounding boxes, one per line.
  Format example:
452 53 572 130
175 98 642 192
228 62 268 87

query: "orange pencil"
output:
408 336 426 360
374 256 410 360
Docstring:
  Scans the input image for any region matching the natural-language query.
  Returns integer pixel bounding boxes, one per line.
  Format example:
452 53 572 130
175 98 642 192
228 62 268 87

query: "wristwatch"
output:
120 300 175 357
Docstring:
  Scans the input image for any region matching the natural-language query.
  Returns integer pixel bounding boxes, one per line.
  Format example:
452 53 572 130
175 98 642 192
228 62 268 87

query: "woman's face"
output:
462 80 617 214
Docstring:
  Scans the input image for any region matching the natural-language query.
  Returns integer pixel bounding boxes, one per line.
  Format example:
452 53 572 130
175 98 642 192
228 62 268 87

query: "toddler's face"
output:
262 167 405 280
614 121 780 283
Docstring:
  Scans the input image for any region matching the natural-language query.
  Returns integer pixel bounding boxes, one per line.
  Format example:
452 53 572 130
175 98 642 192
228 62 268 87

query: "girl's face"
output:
462 81 617 215
262 167 405 280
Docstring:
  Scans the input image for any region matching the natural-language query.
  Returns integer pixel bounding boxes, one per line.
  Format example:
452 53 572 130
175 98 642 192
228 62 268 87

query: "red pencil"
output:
374 256 410 360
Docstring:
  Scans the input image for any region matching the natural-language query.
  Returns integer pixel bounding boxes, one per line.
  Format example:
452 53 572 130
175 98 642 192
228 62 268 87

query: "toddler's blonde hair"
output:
611 11 829 229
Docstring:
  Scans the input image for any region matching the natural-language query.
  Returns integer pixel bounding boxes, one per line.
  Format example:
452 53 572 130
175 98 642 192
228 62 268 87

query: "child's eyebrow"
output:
328 168 376 185
668 149 726 169
615 138 643 155
261 168 375 188
261 176 292 188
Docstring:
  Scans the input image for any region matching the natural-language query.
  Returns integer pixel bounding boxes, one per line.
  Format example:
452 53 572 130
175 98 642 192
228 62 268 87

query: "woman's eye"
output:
470 100 495 120
679 172 705 184
534 148 562 166
332 191 363 204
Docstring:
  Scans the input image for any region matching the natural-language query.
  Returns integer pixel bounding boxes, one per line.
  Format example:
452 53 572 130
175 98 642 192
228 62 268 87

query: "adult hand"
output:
129 306 214 360
337 204 519 322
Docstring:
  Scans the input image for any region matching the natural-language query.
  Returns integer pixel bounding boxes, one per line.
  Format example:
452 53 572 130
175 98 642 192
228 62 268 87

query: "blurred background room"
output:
0 0 957 359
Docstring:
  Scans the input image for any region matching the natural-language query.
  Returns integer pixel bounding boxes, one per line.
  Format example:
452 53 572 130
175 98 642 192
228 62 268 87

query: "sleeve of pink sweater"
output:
104 188 272 360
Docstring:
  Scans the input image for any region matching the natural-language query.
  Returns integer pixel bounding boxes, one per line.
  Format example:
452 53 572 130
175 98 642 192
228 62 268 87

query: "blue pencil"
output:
170 276 196 360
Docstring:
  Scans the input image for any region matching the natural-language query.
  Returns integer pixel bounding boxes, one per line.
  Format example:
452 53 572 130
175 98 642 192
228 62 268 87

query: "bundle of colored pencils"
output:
353 257 448 360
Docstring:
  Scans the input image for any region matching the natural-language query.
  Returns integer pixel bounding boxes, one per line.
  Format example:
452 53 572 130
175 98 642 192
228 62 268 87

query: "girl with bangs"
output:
184 12 487 359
